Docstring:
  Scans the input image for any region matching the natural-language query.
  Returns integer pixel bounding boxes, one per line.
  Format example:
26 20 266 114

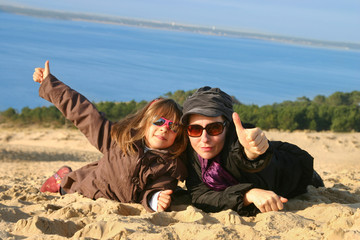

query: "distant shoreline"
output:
1 4 359 51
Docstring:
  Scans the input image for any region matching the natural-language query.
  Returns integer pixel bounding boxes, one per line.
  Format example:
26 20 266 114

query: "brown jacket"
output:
39 75 187 212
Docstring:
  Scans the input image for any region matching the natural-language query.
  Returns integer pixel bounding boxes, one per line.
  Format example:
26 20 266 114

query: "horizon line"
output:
1 3 360 51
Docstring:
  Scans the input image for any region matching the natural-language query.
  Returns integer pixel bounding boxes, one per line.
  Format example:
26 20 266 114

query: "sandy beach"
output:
1 126 360 239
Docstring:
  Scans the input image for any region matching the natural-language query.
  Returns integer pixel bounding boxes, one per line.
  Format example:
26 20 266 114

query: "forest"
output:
1 90 359 132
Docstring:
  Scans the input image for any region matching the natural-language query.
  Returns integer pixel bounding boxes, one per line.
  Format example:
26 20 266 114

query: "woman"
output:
181 86 323 216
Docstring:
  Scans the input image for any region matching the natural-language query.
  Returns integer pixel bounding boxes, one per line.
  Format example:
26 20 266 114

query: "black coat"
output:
185 123 314 216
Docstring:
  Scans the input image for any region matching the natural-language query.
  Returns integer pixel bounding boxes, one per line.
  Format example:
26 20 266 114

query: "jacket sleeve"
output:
226 140 273 173
39 74 113 153
266 141 314 198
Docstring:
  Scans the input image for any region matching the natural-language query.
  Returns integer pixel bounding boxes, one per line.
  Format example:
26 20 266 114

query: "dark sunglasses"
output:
152 117 179 133
187 122 226 137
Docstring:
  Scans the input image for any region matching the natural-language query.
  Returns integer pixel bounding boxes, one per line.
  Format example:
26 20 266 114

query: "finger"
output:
43 60 50 80
276 197 288 210
257 135 268 149
257 132 268 148
249 132 268 153
159 193 171 200
45 60 50 73
158 199 168 208
160 189 173 196
33 72 43 83
245 129 256 142
157 200 169 211
247 128 263 143
233 112 250 149
157 203 165 212
158 195 171 204
258 205 266 213
45 60 50 70
159 192 172 199
33 71 42 77
264 203 272 212
232 112 245 132
247 146 263 156
259 142 269 155
276 201 284 211
34 67 44 73
252 138 268 155
254 145 267 155
270 198 281 211
250 130 263 145
33 72 41 79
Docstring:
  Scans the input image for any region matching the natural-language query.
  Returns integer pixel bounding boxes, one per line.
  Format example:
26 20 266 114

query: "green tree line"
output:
1 90 359 132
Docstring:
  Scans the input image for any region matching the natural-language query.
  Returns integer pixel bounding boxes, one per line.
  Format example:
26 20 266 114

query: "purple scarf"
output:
198 154 239 191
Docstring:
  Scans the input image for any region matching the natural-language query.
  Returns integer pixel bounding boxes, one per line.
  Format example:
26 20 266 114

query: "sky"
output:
1 0 360 43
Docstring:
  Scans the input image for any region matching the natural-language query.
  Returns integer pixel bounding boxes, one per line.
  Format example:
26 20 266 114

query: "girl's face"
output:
145 117 178 150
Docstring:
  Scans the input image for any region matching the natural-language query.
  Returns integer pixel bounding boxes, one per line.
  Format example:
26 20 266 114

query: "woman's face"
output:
187 114 226 160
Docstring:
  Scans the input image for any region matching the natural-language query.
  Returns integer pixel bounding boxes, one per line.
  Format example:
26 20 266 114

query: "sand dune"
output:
1 127 360 239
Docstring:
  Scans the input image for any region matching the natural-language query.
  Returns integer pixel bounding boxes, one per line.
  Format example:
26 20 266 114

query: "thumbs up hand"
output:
33 60 50 84
232 112 269 160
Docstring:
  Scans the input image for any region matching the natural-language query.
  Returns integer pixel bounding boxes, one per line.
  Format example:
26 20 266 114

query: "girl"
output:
33 61 188 212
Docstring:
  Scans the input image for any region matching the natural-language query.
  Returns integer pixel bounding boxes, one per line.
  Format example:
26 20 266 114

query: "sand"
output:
1 126 360 239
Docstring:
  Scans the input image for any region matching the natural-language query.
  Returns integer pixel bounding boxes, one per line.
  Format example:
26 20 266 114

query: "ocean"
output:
0 11 359 111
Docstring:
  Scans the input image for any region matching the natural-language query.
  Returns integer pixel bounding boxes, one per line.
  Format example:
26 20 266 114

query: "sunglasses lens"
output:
153 118 166 126
187 125 203 137
187 122 225 137
169 122 179 133
206 122 224 136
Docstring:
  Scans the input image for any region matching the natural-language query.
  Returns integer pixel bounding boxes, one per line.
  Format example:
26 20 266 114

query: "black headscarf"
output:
181 86 234 125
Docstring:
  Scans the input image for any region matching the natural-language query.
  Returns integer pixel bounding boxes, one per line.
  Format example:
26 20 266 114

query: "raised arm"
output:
33 61 113 153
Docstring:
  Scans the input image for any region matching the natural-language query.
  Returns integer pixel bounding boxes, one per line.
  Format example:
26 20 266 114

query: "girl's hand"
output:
33 60 50 84
232 112 269 160
244 188 288 213
157 189 173 212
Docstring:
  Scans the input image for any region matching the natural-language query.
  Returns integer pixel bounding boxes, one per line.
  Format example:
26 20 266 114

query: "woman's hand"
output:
232 112 269 160
244 188 288 213
33 60 50 84
157 189 173 212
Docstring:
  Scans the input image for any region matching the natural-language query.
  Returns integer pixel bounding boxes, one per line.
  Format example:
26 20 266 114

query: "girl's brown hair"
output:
110 98 187 159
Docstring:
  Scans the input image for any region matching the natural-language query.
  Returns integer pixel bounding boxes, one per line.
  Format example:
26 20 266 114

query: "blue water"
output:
1 12 359 111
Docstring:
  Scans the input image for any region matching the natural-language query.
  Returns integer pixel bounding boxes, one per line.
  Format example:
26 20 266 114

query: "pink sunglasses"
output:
152 117 179 133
